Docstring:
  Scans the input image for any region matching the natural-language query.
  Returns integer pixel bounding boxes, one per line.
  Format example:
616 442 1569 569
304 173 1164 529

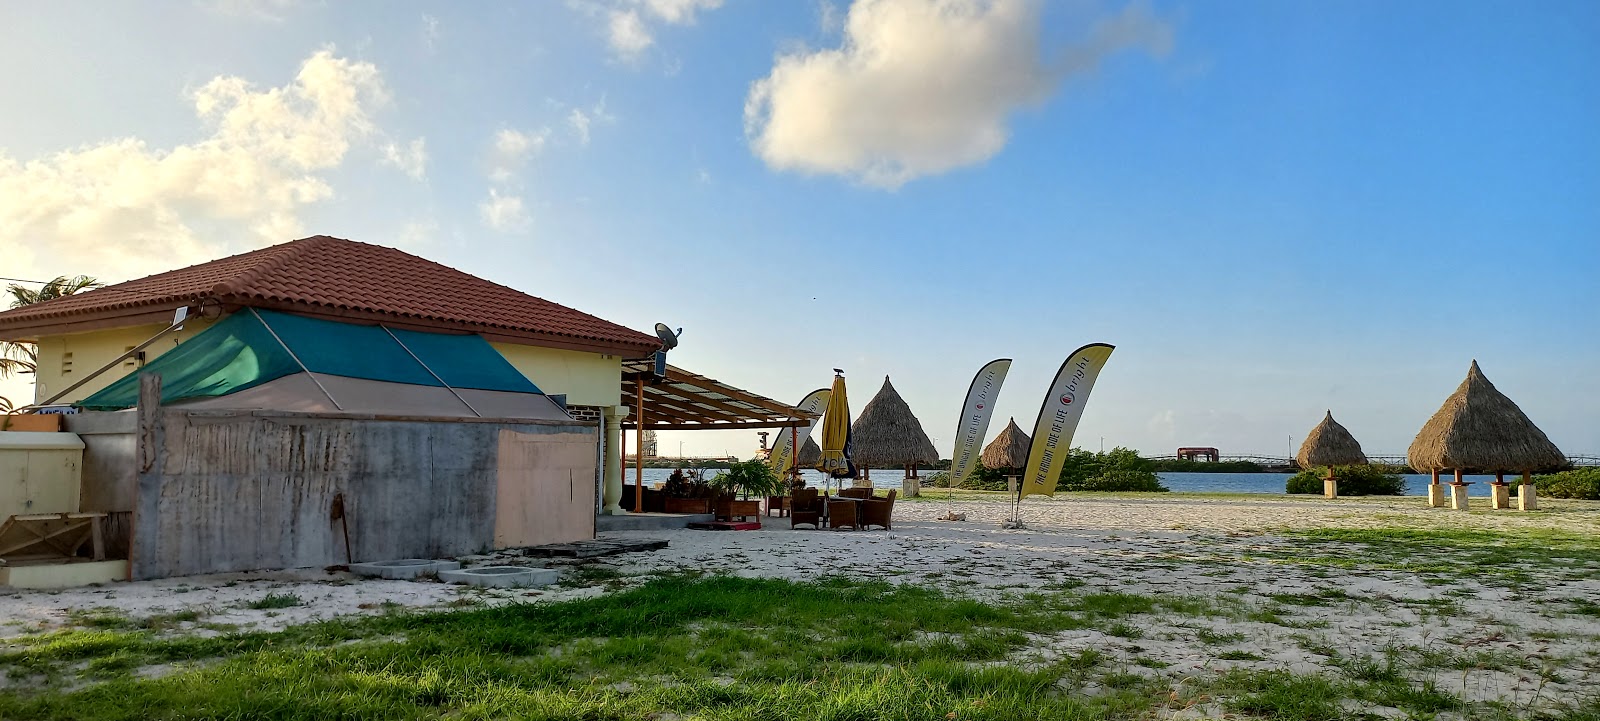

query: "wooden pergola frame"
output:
617 360 818 512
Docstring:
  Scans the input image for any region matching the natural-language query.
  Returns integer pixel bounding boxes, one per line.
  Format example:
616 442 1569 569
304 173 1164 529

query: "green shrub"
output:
1535 468 1600 500
962 464 1012 491
1062 468 1169 492
1286 465 1405 496
925 471 952 488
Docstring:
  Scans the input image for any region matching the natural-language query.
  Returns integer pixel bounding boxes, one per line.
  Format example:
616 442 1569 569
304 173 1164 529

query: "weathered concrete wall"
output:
63 411 136 513
131 409 597 580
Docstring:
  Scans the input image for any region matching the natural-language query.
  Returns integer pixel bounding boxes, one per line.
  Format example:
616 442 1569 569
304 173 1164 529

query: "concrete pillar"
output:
1427 483 1446 508
1490 482 1511 510
1323 478 1338 499
1450 483 1471 511
902 475 919 498
600 405 630 515
1007 476 1018 494
1519 482 1538 511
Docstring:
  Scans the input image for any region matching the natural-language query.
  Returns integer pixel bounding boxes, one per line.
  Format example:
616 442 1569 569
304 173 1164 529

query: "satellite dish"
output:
654 323 681 351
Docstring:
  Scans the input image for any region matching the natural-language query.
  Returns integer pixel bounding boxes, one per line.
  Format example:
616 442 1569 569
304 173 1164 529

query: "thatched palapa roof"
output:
849 376 939 467
1406 360 1566 473
981 418 1031 470
798 436 821 466
1295 411 1367 469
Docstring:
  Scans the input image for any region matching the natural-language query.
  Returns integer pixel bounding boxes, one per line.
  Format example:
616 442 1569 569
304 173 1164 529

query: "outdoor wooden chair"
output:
839 487 873 500
790 489 823 529
860 489 897 530
827 498 859 530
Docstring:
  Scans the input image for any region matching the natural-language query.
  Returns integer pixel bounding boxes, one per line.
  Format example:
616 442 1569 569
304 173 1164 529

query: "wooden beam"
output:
618 397 724 425
623 420 819 431
649 385 783 421
661 367 810 418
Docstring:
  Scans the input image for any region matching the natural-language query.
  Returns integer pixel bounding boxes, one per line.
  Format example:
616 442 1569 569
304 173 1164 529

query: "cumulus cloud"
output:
608 10 655 57
487 128 547 182
0 49 391 282
587 0 722 59
745 0 1173 188
380 138 428 180
479 190 529 232
479 128 547 233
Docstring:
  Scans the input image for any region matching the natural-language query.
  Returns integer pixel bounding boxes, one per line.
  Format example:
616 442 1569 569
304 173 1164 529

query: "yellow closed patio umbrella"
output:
816 369 856 484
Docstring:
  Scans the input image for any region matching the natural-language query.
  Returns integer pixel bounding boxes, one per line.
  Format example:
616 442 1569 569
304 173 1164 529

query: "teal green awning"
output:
79 309 541 411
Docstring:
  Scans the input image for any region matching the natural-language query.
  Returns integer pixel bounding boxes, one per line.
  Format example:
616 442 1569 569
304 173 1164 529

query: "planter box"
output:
663 497 710 514
1 415 61 432
717 499 761 521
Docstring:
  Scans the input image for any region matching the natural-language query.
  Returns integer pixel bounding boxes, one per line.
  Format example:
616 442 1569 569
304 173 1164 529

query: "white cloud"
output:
566 98 615 146
639 0 723 24
488 128 547 182
745 0 1172 188
380 138 428 180
568 109 592 146
0 49 391 283
479 190 529 232
608 10 654 58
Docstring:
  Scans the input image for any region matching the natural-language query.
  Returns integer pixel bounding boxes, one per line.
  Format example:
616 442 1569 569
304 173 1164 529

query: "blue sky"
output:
2 0 1596 459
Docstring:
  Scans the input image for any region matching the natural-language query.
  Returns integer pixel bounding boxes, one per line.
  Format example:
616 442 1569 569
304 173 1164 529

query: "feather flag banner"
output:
948 359 1011 487
1019 344 1115 499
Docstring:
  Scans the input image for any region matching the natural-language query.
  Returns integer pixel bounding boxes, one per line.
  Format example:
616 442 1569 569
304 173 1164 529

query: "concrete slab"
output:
438 566 558 589
595 512 712 532
348 559 462 580
0 560 126 589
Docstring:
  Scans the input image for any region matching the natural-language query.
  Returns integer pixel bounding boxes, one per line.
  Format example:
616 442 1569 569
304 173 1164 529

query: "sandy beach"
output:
4 493 1598 717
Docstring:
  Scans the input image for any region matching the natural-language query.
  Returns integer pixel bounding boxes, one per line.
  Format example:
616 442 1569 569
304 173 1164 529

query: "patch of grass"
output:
1216 650 1265 661
1213 669 1344 721
0 575 1172 720
1195 628 1246 645
244 592 302 610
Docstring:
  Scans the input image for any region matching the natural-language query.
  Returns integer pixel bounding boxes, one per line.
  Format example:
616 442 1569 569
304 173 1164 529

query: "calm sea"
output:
630 467 1505 496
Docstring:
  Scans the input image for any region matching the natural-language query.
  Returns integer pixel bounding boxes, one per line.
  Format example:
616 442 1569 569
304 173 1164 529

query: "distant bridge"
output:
1146 453 1600 468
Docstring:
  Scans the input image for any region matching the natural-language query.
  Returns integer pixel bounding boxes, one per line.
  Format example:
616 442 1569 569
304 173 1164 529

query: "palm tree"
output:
1 275 99 409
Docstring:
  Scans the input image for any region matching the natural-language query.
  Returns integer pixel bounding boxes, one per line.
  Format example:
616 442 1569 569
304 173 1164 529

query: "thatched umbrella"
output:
1296 411 1367 498
798 436 821 467
981 418 1031 471
1407 360 1565 509
850 376 939 485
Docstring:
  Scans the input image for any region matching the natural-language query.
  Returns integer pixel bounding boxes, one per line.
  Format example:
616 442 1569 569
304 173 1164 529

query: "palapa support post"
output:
1450 469 1470 511
1427 469 1446 508
902 462 920 498
634 378 645 513
1323 468 1338 499
1518 471 1538 511
1490 472 1511 510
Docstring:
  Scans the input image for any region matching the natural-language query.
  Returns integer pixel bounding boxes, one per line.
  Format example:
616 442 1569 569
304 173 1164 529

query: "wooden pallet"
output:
524 538 670 559
0 512 106 564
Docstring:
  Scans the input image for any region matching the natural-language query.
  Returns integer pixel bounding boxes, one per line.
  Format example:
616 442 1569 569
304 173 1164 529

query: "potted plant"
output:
710 460 782 521
662 468 714 514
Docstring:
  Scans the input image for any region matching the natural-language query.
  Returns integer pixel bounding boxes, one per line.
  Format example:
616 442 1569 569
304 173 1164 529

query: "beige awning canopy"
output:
619 360 817 430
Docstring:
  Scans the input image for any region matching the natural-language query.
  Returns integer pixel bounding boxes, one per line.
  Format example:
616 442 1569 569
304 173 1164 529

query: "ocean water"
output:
630 467 1506 496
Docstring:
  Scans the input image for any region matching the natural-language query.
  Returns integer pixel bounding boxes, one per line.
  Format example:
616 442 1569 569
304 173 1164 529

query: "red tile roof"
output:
0 235 661 354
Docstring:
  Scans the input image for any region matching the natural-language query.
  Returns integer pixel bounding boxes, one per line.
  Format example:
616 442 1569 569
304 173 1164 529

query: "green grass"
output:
244 592 303 610
1267 527 1600 584
0 575 1188 720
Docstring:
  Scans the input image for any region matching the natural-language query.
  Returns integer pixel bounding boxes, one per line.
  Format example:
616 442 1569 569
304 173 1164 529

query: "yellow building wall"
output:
491 342 621 408
30 319 216 406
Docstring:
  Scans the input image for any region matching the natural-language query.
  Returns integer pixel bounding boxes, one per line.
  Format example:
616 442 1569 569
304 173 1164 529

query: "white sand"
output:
3 494 1598 711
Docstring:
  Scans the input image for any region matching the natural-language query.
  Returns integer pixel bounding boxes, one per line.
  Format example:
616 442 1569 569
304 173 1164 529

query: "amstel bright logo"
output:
1059 393 1075 406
